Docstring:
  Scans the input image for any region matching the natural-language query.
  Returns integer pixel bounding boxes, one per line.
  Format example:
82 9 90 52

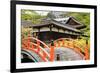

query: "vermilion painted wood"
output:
22 37 89 62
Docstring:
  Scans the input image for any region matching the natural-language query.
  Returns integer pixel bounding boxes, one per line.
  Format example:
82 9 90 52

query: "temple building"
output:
22 17 86 44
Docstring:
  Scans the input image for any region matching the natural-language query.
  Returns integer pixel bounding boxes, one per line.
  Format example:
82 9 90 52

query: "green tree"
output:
21 10 46 24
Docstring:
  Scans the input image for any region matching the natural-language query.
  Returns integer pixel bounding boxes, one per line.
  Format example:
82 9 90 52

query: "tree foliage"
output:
21 10 46 24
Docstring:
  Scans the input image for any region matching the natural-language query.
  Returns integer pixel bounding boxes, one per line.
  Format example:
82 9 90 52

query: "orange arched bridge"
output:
21 37 89 62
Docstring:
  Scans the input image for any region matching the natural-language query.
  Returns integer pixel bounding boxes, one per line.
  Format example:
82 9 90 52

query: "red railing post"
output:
32 44 34 49
27 38 30 49
50 41 55 61
50 46 54 61
37 40 40 52
85 45 89 60
43 51 47 59
85 39 89 60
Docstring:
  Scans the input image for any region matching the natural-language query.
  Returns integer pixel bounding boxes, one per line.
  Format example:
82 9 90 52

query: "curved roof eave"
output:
51 19 81 33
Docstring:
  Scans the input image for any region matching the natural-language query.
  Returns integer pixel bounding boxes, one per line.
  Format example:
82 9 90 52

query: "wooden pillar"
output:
50 25 53 40
37 28 40 39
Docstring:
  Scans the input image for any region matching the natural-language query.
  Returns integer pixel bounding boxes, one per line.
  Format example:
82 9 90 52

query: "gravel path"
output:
46 47 84 61
22 47 84 62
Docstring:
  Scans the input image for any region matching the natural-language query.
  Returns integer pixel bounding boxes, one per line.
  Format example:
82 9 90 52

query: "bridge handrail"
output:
22 37 51 61
22 37 50 49
50 38 86 57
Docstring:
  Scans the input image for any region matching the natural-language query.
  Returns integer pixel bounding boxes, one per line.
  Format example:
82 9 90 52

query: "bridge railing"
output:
22 37 89 62
49 38 89 60
22 37 55 62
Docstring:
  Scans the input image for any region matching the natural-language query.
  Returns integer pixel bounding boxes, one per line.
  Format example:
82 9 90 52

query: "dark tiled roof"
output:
51 19 80 32
69 17 86 28
52 17 85 29
21 17 86 33
22 19 80 32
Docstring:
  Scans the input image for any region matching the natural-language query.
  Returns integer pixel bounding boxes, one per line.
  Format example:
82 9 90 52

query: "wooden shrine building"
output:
22 17 86 44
